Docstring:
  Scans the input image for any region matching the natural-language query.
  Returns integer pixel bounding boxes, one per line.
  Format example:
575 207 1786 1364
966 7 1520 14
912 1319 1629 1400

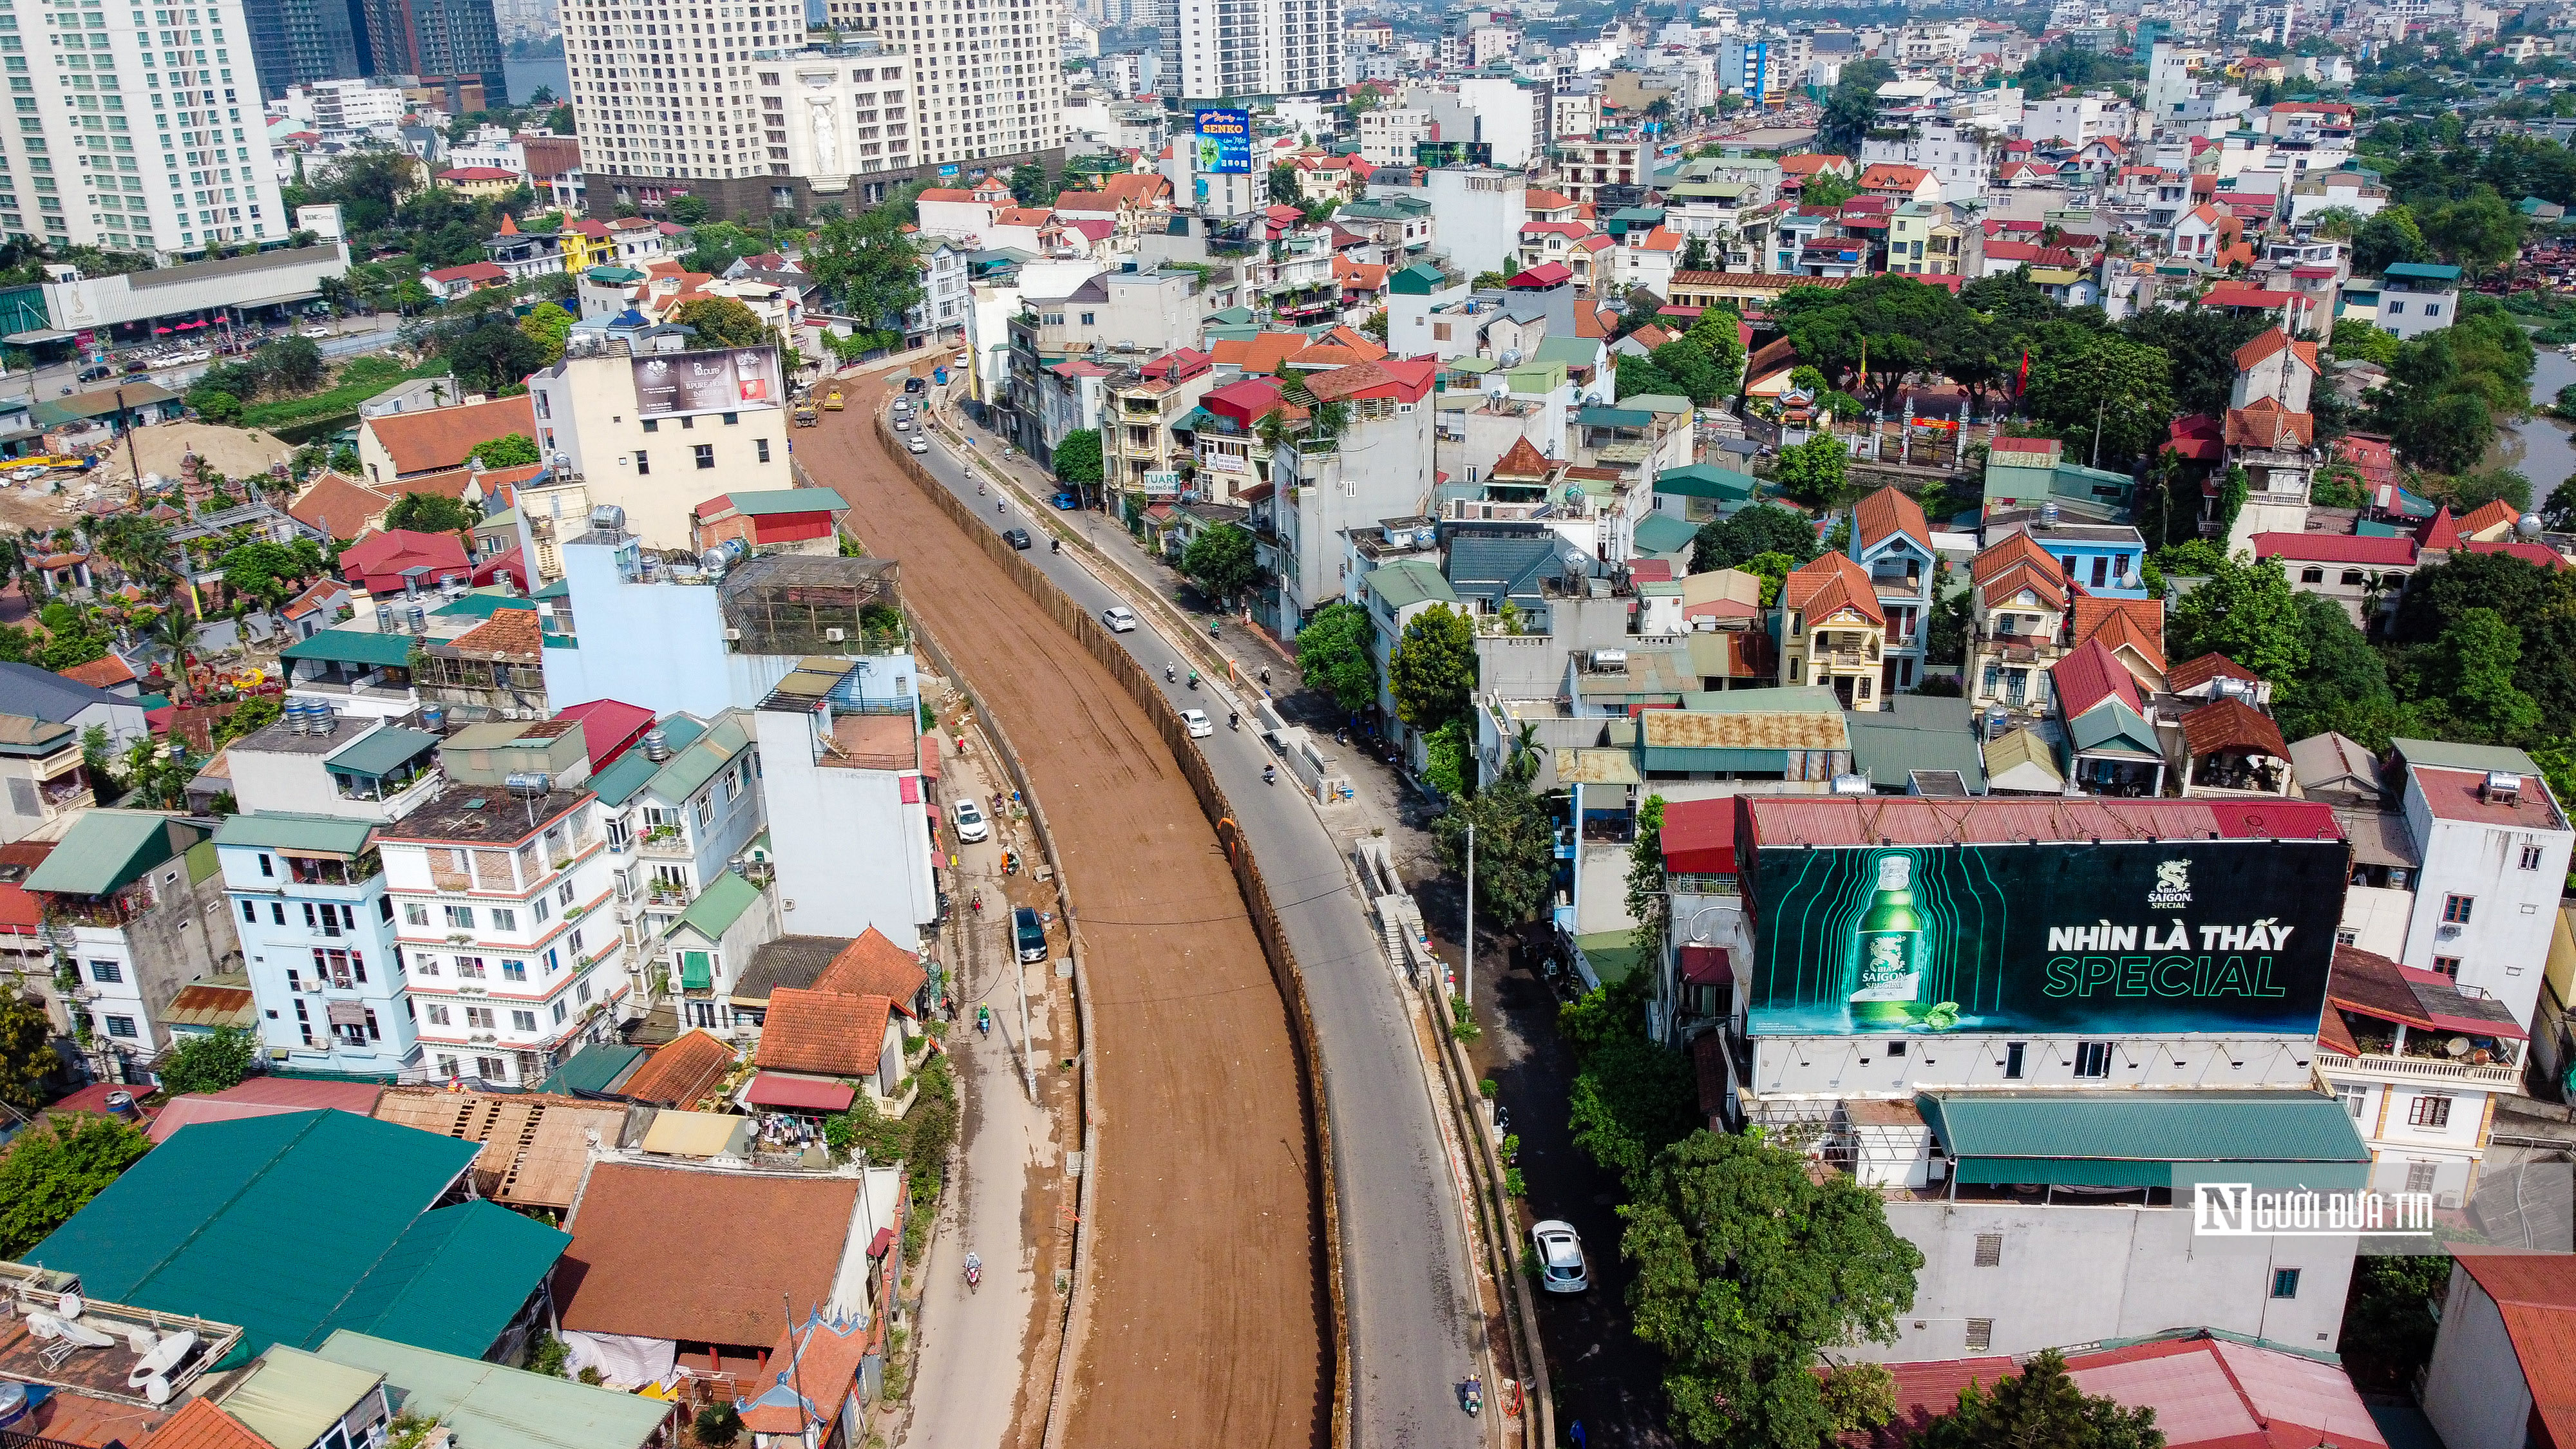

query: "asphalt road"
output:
895 408 1492 1448
13 313 406 399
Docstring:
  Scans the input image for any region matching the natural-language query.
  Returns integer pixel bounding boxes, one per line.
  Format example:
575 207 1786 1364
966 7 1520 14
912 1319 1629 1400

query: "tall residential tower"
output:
1157 0 1338 103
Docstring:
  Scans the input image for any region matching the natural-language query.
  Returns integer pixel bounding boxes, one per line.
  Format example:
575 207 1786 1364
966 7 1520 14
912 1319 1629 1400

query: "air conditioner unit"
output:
723 628 743 641
824 627 848 641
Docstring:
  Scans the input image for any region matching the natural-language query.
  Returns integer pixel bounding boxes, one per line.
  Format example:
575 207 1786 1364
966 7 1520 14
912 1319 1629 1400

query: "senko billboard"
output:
1194 108 1252 174
630 347 784 417
1745 838 2343 1037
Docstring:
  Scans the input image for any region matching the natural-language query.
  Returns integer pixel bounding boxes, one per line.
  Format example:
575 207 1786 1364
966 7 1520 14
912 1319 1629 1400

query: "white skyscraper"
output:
1157 0 1338 102
0 0 289 255
564 0 1066 219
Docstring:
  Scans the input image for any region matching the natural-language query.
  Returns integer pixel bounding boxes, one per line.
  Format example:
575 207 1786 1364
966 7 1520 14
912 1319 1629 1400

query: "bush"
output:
694 1404 743 1448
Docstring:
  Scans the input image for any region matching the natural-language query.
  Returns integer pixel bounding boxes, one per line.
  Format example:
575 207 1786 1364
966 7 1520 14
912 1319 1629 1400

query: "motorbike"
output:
1229 712 1240 730
1166 663 1177 683
976 481 984 495
1187 672 1200 690
1050 537 1061 553
1260 668 1271 688
1210 621 1221 639
1464 1378 1482 1417
1263 765 1276 786
996 498 1006 514
977 1005 991 1037
964 1252 982 1289
970 891 984 915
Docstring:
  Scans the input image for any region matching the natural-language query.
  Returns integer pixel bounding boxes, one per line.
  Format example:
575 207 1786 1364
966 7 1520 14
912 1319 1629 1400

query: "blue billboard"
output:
1194 108 1252 175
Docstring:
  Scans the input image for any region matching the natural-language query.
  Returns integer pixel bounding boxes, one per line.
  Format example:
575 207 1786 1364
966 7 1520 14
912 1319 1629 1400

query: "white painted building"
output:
1156 0 1341 102
524 341 797 552
2392 741 2573 1030
750 659 938 950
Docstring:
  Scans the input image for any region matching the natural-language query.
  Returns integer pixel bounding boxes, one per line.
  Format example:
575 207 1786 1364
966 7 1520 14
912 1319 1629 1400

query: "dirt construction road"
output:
804 374 1329 1449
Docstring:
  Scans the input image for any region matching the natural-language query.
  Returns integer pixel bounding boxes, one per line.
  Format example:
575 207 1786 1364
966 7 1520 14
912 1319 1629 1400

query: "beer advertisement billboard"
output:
631 347 784 417
1745 839 2344 1037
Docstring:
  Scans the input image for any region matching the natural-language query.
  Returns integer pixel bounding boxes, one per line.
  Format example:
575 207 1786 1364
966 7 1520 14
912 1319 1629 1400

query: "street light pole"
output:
1463 820 1475 1021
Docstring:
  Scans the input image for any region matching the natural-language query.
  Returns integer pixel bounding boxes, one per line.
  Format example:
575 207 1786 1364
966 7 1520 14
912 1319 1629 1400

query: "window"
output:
553 999 569 1023
241 900 256 923
491 907 516 931
104 1014 136 1037
2337 927 2358 945
444 904 477 929
2523 845 2546 871
694 443 714 469
271 902 285 924
2270 1268 2301 1299
477 1055 507 1081
257 852 272 877
2342 570 2365 587
2300 566 2324 584
2433 956 2461 978
1973 1233 2002 1267
642 417 659 432
436 1054 459 1078
2336 1083 2367 1117
559 880 576 907
404 902 428 926
2443 894 2474 924
2072 1041 2112 1078
455 956 487 979
756 437 771 462
2409 1094 2453 1128
2003 1042 2026 1078
2405 1161 2438 1193
464 1006 495 1029
511 1009 537 1032
1964 1319 1993 1351
533 895 551 923
502 959 527 981
636 450 650 475
426 1004 451 1025
88 960 120 983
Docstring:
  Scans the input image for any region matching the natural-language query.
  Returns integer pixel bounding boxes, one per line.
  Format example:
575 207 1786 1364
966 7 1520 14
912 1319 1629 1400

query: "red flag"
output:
2016 345 2030 395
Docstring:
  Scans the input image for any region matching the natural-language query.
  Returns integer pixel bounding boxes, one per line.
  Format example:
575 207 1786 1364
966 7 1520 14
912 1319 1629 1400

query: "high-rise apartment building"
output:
565 0 1065 220
0 0 290 254
354 0 505 111
1156 0 1337 102
241 0 361 97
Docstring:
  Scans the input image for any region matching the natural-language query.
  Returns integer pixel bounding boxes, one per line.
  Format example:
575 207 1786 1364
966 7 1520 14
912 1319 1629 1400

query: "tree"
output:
1772 434 1850 506
216 540 314 611
156 1025 256 1096
692 1405 743 1449
1821 59 1896 152
1694 504 1820 573
2274 592 2400 747
1800 170 1859 209
668 296 774 348
2423 187 2523 281
1012 162 1054 207
1179 524 1259 603
1267 161 1302 206
1622 1130 1923 1449
1906 1350 2162 1449
2165 554 2310 682
2446 468 2532 513
518 301 573 363
2022 330 2175 466
667 194 711 226
2544 474 2576 531
384 492 481 535
2354 205 2429 274
1627 794 1669 960
190 387 243 424
1823 1365 1900 1439
440 319 544 394
0 1114 150 1258
805 198 927 346
1569 1034 1698 1186
1388 603 1478 732
2339 1256 2454 1395
2117 307 2266 423
1295 601 1377 715
2331 317 2401 367
1432 772 1554 923
0 989 53 1109
1361 309 1388 343
2426 606 2544 741
2308 205 2367 240
1050 428 1104 503
254 335 325 393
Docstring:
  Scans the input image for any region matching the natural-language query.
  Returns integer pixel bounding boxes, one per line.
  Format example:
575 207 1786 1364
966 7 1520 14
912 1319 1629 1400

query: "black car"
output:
1002 527 1032 550
75 365 111 383
904 375 926 393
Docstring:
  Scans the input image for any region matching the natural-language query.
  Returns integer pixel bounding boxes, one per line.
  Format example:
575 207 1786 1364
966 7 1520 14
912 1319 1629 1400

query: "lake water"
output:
504 55 570 105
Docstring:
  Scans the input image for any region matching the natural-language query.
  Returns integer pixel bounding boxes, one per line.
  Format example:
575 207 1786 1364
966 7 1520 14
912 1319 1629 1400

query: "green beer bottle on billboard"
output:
1848 855 1926 1027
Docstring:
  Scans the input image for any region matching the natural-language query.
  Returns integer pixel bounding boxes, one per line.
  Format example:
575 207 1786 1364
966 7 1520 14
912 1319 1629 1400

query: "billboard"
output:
1194 108 1252 175
1414 140 1493 167
630 348 783 417
1745 839 2343 1037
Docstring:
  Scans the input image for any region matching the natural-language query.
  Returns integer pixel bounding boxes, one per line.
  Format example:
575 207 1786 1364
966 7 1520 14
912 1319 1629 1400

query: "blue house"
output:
1847 486 1938 694
216 811 413 1079
1985 515 2149 600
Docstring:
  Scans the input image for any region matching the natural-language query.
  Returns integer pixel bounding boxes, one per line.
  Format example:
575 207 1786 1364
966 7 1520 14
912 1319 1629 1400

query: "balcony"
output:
2316 1048 2521 1088
638 827 693 859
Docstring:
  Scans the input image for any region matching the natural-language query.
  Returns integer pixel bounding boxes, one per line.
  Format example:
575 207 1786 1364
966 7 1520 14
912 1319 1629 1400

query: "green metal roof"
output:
312 1332 674 1449
1633 513 1701 557
1572 931 1643 987
672 869 762 942
1654 463 1759 501
533 578 571 600
587 715 710 807
2069 699 2161 757
712 488 849 516
24 810 185 895
221 1346 386 1449
433 593 540 620
1531 336 1601 368
1388 262 1453 295
539 1041 645 1095
280 628 419 669
1623 393 1692 415
648 715 751 804
325 726 442 779
30 1110 562 1364
1365 558 1458 612
1917 1090 2371 1190
1579 405 1654 428
1842 696 1988 793
214 811 376 856
2392 737 2541 777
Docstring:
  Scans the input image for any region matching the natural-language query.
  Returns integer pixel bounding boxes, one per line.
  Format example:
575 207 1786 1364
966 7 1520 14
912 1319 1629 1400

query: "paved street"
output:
12 312 407 399
901 387 1497 1448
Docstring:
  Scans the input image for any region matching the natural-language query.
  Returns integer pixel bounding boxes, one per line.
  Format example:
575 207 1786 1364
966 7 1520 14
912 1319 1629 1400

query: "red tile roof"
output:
753 987 895 1077
2050 636 2142 717
1852 484 1931 553
1978 556 2067 611
558 1162 862 1347
289 471 395 541
138 1399 267 1449
364 395 538 477
2179 696 2289 761
813 927 929 1003
1490 436 1553 479
2251 532 2416 566
2231 327 2321 372
2222 397 2315 449
618 1027 738 1106
2460 497 2523 536
1970 530 2062 587
1780 552 1885 627
450 607 542 660
57 654 135 689
2467 538 2570 569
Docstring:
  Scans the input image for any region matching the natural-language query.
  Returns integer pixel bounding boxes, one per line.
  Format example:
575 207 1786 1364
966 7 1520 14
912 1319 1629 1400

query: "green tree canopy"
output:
0 1114 149 1258
1180 524 1260 603
518 302 574 363
1388 602 1478 732
668 296 775 348
470 432 541 469
1296 601 1377 715
2022 328 2175 467
1622 1130 1924 1449
0 989 53 1109
1772 434 1850 507
1432 772 1554 923
384 491 481 535
806 197 928 348
157 1025 257 1096
254 335 327 393
1693 503 1821 573
1904 1349 2162 1449
1051 428 1104 486
2164 554 2311 682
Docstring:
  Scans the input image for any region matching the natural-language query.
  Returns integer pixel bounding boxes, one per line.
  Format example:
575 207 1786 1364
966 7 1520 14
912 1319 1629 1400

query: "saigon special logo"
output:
2148 858 2192 911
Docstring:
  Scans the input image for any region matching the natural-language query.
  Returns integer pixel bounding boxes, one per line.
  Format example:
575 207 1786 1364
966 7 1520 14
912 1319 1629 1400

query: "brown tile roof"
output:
389 460 548 503
2071 596 2167 676
448 607 543 660
556 1161 862 1347
2222 397 2315 450
753 987 894 1077
617 1027 737 1106
1852 484 1930 552
57 654 135 689
372 1086 632 1209
138 1399 265 1449
289 471 394 542
2231 327 2321 374
1780 551 1884 627
1978 556 2066 611
2166 652 2259 692
812 926 929 1003
2459 497 2522 537
741 1314 877 1435
1489 436 1553 479
1970 530 2063 588
1208 332 1312 375
365 395 538 478
2180 694 2289 762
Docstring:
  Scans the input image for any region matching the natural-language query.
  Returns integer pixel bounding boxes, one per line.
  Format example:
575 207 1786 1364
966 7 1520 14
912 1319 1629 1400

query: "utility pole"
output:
781 1293 813 1449
1462 820 1475 1021
2091 395 2107 470
118 388 140 507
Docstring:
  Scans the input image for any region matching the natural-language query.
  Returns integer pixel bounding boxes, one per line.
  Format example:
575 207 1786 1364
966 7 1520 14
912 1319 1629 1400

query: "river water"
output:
504 55 570 105
2494 343 2576 491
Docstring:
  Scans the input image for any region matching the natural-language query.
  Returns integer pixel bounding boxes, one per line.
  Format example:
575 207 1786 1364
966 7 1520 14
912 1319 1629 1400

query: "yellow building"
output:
1887 202 1965 278
1774 552 1888 710
2538 904 2576 1092
435 166 523 201
557 220 614 272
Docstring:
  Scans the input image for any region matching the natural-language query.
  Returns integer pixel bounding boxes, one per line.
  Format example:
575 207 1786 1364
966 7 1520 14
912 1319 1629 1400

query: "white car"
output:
300 325 332 338
907 437 929 455
951 798 990 843
1531 1220 1588 1294
953 352 971 366
1101 605 1137 632
1182 708 1212 738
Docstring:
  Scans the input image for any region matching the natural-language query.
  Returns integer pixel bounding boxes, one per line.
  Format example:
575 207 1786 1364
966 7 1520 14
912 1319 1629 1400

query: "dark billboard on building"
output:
1414 140 1494 167
630 347 783 417
1194 108 1252 174
1746 839 2344 1037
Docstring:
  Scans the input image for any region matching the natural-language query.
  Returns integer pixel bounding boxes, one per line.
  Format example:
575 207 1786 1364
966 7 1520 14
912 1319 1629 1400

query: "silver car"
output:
1531 1220 1587 1293
951 798 990 843
1101 605 1138 632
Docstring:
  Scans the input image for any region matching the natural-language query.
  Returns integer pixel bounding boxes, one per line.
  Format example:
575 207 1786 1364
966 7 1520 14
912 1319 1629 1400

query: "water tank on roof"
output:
642 728 673 762
2520 513 2545 539
504 772 551 798
589 504 627 534
422 703 448 732
2040 499 2061 527
375 603 395 633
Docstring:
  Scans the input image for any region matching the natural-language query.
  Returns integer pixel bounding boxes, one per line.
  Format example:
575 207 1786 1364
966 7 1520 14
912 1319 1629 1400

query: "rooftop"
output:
554 1162 864 1349
311 1331 674 1449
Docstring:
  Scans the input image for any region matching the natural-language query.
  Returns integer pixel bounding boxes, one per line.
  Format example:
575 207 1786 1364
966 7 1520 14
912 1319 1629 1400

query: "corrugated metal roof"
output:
325 727 442 779
587 715 711 806
279 628 419 668
644 714 750 804
1918 1090 2371 1189
322 1200 570 1358
1642 703 1846 751
672 869 763 940
24 810 184 895
213 811 376 856
1983 726 2063 787
539 1041 645 1095
312 1331 674 1449
2069 699 2161 757
2392 737 2541 777
1743 795 2342 846
1365 558 1458 612
217 1346 384 1449
1844 697 1989 793
1632 512 1699 555
1558 748 1641 785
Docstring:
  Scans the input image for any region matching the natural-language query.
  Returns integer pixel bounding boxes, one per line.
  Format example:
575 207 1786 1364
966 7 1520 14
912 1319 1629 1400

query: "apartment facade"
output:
1156 0 1339 102
216 811 417 1078
24 810 238 1084
375 786 629 1086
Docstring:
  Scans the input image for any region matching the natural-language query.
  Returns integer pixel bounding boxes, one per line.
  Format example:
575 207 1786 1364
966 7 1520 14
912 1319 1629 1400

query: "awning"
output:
744 1073 855 1113
678 949 712 991
867 1226 894 1258
326 999 370 1027
1679 945 1731 986
1918 1089 2371 1191
5 328 71 343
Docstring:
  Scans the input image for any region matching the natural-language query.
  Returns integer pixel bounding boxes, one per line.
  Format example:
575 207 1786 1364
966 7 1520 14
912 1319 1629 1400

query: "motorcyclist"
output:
1229 711 1240 730
1050 537 1061 553
996 498 1006 514
1188 670 1200 689
970 890 983 914
1166 663 1177 683
963 1252 982 1287
1263 764 1276 785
